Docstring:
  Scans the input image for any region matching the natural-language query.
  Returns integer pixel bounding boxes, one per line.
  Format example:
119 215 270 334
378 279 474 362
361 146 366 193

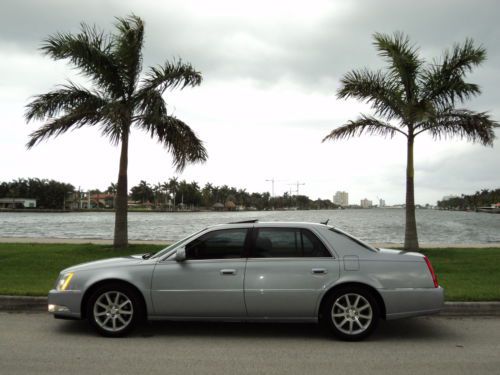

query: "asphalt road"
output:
0 313 499 375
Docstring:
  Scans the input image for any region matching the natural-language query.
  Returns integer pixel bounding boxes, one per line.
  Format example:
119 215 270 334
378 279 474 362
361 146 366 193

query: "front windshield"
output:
150 228 206 259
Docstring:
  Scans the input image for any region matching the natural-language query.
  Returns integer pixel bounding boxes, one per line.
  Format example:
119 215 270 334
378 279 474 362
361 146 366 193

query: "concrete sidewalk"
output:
1 295 499 316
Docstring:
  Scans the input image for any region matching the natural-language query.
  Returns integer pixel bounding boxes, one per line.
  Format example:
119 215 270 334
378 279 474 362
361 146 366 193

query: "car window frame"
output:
248 227 333 259
180 227 252 261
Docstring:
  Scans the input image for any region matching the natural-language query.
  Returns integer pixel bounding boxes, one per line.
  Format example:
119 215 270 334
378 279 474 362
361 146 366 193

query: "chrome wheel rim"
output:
331 293 373 335
93 291 134 332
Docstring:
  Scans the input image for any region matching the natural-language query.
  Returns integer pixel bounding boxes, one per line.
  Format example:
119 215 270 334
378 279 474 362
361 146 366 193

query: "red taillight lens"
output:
424 256 439 288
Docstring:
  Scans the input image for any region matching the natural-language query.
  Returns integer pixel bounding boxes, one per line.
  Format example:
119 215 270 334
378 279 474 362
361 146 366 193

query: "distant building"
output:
360 198 373 208
0 198 37 208
442 194 459 201
379 199 386 208
333 191 349 207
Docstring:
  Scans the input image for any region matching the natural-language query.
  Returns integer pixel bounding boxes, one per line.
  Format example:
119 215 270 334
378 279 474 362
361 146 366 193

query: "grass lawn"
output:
0 243 164 296
0 243 499 301
420 248 500 301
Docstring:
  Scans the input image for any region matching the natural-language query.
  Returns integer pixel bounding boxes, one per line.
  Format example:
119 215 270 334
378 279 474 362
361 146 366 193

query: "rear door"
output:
151 228 249 317
244 227 340 318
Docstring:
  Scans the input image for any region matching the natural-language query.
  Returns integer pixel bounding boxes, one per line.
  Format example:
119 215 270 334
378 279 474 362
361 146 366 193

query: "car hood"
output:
62 254 145 273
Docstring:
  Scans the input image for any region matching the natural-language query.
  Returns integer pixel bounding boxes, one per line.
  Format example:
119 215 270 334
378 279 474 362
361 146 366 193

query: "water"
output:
0 209 499 244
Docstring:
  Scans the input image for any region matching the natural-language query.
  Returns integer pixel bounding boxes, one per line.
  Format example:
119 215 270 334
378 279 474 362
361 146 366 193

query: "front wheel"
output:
320 287 380 341
87 283 143 337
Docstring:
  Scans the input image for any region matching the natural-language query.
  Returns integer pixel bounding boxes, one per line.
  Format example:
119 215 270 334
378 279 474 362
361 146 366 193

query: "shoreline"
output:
1 237 499 248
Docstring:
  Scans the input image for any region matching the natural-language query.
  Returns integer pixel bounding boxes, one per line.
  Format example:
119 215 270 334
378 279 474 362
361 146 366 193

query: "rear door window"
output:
252 228 331 258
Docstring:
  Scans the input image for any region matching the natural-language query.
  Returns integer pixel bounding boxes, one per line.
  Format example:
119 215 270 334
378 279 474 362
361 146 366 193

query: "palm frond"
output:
25 82 106 122
137 115 207 171
41 23 124 97
420 38 485 108
338 69 404 120
98 102 132 145
26 108 103 149
373 32 422 101
322 115 408 142
140 59 202 94
114 15 144 95
415 109 498 146
134 88 167 119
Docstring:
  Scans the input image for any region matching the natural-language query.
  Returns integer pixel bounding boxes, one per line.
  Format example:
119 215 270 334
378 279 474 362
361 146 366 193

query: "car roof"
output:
208 221 329 230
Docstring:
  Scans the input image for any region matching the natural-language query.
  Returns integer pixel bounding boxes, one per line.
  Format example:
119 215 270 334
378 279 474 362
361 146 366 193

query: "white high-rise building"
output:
333 191 349 206
379 199 386 208
360 198 373 208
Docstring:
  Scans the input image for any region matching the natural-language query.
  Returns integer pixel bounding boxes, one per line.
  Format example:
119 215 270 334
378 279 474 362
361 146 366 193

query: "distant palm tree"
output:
167 177 179 210
323 32 497 251
25 15 207 248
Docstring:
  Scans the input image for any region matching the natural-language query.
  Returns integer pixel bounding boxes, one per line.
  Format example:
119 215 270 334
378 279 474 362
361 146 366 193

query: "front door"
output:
151 228 249 317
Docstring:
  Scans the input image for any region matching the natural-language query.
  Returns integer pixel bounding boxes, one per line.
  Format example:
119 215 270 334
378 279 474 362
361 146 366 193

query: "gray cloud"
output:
3 0 500 95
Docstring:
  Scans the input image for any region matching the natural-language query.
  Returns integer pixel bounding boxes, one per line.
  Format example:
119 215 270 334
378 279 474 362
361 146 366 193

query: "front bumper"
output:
380 286 445 320
47 289 83 319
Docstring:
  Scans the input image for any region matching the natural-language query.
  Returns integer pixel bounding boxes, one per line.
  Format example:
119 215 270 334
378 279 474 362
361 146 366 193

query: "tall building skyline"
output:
333 191 349 207
360 198 373 208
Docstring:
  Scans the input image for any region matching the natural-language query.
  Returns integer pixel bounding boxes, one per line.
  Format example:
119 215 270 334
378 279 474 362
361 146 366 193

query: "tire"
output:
320 286 380 341
86 282 144 337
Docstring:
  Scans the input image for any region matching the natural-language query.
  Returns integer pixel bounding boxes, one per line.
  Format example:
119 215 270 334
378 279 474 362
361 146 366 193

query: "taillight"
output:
424 256 439 288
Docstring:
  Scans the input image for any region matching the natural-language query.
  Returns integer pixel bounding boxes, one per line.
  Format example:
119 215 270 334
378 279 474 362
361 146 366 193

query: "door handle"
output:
220 269 237 276
312 268 327 275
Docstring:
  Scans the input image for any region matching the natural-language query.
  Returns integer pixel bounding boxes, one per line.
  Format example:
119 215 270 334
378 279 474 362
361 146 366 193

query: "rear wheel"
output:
86 283 143 337
320 287 380 341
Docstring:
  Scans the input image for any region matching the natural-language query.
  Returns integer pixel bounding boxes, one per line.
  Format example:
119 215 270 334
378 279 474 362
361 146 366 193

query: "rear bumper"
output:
380 286 444 320
48 289 83 319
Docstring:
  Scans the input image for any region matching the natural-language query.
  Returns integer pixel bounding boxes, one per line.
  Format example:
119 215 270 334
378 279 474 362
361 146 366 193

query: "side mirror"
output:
175 247 186 262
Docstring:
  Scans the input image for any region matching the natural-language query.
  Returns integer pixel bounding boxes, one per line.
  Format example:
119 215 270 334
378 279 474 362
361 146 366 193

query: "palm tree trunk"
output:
404 135 419 251
113 130 129 249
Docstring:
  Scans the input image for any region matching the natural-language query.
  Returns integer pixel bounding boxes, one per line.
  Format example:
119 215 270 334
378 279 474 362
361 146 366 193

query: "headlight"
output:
56 272 74 291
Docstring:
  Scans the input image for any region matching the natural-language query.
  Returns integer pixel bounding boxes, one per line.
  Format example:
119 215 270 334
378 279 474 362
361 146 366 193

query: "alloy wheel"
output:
93 291 134 333
331 293 373 335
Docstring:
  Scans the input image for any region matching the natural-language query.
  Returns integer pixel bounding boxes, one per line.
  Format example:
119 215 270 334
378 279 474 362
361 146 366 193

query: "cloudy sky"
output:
1 0 499 205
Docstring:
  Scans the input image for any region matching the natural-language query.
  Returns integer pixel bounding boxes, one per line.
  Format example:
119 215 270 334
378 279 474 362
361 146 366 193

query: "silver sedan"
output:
48 221 444 340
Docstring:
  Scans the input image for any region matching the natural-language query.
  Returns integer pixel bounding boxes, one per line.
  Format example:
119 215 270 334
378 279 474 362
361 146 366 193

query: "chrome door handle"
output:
312 268 327 275
220 269 237 275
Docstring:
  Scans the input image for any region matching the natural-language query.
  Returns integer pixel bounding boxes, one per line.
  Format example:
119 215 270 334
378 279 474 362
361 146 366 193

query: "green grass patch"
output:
0 243 164 296
419 248 500 301
0 244 499 300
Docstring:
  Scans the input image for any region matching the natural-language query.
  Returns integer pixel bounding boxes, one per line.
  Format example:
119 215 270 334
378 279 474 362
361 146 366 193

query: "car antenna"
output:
320 219 329 225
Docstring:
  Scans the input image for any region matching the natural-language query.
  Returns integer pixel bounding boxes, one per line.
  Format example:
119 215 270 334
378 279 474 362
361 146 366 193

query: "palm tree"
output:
323 32 497 251
106 182 117 209
25 15 207 248
167 177 179 208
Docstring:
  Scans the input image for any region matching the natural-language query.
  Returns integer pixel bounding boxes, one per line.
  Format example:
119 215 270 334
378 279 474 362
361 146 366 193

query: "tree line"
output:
0 178 74 209
437 189 500 210
0 177 339 210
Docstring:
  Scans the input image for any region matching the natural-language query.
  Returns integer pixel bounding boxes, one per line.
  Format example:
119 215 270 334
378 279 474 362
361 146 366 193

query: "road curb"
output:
1 295 499 315
0 295 48 312
440 301 500 316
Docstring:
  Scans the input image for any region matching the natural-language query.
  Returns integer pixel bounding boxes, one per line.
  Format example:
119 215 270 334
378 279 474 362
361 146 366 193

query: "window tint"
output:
185 229 248 260
253 228 331 258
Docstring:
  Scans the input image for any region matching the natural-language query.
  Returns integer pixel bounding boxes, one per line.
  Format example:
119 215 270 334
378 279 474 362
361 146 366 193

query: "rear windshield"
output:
323 228 377 253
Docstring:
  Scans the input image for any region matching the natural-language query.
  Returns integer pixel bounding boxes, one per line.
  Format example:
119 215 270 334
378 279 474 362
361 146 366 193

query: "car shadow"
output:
53 315 458 342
